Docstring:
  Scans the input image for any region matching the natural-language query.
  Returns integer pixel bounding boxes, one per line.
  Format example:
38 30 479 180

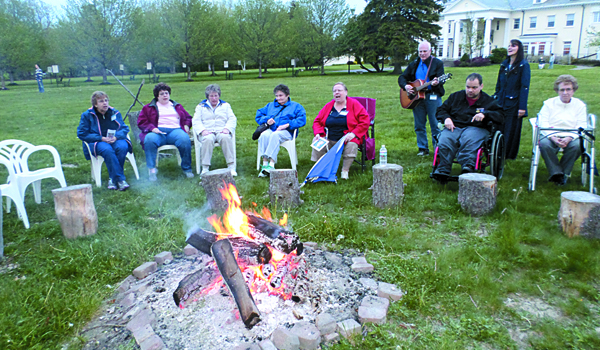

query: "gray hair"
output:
418 41 431 50
332 82 348 91
205 84 221 98
91 91 108 106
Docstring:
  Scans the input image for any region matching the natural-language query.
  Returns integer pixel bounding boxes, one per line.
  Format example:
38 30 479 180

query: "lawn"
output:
0 63 599 349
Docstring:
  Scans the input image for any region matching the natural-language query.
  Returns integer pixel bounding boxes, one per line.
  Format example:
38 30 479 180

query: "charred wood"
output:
186 227 272 265
245 213 303 255
212 239 261 329
173 263 220 307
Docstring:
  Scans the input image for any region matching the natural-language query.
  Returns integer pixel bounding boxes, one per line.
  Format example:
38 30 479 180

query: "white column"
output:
442 21 449 58
453 21 461 58
503 19 511 49
483 18 493 57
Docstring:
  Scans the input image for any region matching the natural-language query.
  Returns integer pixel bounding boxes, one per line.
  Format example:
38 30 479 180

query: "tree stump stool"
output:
372 164 404 209
558 191 600 238
458 173 497 216
127 111 142 143
52 184 98 239
269 169 303 208
201 168 236 212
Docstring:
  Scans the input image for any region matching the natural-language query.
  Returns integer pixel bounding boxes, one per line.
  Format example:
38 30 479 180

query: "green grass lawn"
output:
1 64 599 349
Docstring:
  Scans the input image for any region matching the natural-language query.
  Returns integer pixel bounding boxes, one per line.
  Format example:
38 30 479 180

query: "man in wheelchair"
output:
537 74 587 186
431 73 504 183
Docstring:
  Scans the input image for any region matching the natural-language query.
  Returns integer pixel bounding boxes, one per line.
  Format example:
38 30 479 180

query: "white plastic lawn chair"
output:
256 129 298 171
0 157 30 228
0 139 68 228
83 135 140 187
156 145 182 167
194 132 237 174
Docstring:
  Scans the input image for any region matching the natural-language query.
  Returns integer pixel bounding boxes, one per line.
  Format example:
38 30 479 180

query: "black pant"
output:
500 104 523 160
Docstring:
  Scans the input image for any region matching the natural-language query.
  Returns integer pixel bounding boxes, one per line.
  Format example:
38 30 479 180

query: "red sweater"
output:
312 97 370 145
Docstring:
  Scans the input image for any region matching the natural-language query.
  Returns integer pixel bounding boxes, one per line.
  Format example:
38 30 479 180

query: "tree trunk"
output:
85 68 93 82
200 169 236 212
558 191 600 238
52 184 98 239
457 173 497 216
170 62 175 74
101 68 108 84
127 111 142 143
152 64 156 81
372 164 404 209
390 62 403 75
9 71 15 84
258 59 263 78
211 61 216 76
186 66 192 81
0 70 7 90
269 169 304 208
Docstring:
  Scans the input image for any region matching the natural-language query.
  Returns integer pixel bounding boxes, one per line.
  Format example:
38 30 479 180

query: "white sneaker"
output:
341 171 349 180
230 169 237 177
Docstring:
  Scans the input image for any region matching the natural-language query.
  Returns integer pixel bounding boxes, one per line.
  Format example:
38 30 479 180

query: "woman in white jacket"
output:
192 84 237 176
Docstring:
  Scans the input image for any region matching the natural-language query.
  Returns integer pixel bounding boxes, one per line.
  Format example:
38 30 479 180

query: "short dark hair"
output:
91 91 108 106
153 83 171 99
466 73 483 85
273 84 290 96
553 74 578 92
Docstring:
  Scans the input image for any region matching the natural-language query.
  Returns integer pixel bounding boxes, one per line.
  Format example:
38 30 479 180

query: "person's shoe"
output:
107 179 117 190
340 171 349 180
258 165 269 177
461 165 475 174
549 173 565 185
118 180 130 191
148 172 157 182
201 166 209 176
417 149 430 156
230 169 238 177
263 165 274 175
184 171 195 179
431 172 449 184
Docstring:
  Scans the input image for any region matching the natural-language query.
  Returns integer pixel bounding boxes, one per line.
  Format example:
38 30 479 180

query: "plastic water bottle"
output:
379 145 387 165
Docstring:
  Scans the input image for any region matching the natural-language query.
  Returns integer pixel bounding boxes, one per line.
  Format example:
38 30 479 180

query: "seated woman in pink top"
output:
137 83 193 181
311 82 370 179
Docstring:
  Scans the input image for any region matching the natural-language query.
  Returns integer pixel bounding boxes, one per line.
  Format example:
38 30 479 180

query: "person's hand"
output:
221 128 230 134
431 77 439 86
405 85 414 94
151 128 166 134
101 136 116 144
267 118 275 125
471 113 485 123
276 123 289 131
518 109 526 117
313 134 321 142
444 118 455 132
201 130 211 136
344 132 356 143
184 125 190 133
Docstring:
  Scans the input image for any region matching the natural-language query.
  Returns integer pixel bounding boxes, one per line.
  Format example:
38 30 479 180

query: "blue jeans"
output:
96 140 129 182
144 128 192 172
37 79 44 93
413 94 441 151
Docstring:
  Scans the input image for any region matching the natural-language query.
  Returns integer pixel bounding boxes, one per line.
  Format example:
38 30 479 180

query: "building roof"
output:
444 0 599 13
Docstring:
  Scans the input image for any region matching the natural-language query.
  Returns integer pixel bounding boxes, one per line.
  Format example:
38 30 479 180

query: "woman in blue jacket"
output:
494 39 531 160
256 84 306 177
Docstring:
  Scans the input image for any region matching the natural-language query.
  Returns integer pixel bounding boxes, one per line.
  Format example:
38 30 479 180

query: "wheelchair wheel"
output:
490 131 505 179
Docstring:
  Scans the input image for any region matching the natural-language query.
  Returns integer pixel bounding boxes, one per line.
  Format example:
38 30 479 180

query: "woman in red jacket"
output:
311 82 370 179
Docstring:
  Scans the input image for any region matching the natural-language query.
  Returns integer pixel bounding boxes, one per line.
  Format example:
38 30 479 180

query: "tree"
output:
460 16 484 59
129 5 168 80
339 0 442 74
190 3 233 76
64 0 138 84
233 0 285 78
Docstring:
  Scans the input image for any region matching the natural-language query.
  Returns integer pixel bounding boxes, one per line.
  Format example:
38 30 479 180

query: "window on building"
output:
523 43 529 54
530 17 537 28
448 22 451 33
539 43 545 56
563 41 571 56
496 21 500 30
566 14 574 27
594 12 600 23
460 22 464 33
548 15 555 27
514 18 520 29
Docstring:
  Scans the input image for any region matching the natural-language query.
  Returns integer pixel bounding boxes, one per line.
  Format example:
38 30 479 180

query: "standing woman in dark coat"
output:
494 39 531 160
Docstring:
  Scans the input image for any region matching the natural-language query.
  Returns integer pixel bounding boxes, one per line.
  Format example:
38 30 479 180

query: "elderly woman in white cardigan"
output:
192 84 237 176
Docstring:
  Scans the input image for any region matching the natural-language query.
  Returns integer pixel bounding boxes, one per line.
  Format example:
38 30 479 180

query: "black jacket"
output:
436 90 504 131
398 56 446 97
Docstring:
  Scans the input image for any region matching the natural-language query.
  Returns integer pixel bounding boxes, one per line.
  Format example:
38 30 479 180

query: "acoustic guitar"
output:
400 73 453 109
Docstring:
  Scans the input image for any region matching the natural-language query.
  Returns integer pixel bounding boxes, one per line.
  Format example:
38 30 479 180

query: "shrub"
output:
460 53 470 62
490 48 507 64
470 57 491 67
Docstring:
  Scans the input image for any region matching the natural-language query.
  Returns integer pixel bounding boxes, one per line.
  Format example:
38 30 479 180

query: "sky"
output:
42 0 368 15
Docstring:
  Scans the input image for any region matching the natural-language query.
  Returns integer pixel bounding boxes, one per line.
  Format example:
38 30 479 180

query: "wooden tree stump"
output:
127 111 142 143
372 164 404 209
458 173 497 216
201 168 236 212
558 191 600 238
52 184 98 239
269 169 303 208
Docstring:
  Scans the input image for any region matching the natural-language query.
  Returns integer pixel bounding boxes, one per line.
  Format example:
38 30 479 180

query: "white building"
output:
437 0 600 60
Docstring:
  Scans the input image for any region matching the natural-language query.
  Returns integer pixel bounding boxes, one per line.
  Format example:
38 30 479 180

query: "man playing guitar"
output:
398 41 446 156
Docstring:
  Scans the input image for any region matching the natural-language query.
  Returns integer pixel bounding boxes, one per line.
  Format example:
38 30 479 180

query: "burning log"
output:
186 227 272 266
173 263 221 307
246 213 303 255
211 239 261 329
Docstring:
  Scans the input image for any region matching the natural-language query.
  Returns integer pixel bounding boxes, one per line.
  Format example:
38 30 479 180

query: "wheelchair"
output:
528 114 596 192
430 123 506 182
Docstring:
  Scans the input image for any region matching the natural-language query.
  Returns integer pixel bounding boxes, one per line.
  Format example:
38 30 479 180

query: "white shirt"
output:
538 96 587 138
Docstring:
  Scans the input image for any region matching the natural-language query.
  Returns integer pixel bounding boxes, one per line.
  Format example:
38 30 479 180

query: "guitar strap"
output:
424 57 434 86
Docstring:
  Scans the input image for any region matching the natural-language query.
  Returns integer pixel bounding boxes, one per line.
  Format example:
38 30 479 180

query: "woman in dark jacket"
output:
494 39 531 160
137 83 193 181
